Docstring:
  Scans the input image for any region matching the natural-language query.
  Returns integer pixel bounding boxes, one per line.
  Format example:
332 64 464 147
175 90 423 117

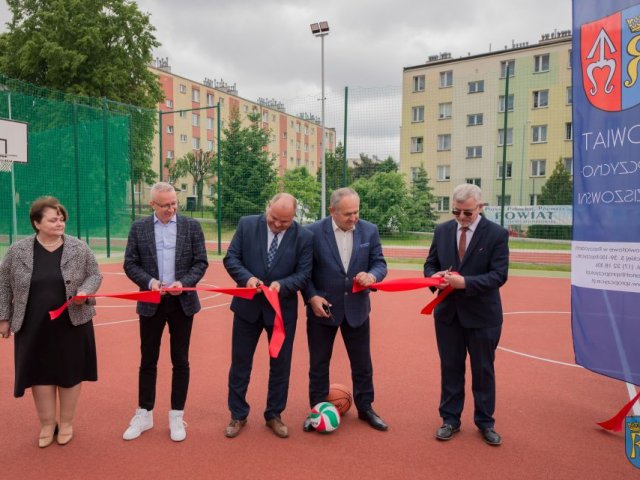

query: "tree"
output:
527 159 573 240
406 164 438 231
318 142 351 215
0 0 164 185
352 172 411 234
219 110 277 225
166 149 214 211
351 153 380 181
378 156 399 173
282 167 320 223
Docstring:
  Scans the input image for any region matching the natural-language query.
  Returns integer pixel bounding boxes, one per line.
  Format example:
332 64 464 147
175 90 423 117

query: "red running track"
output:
0 262 634 479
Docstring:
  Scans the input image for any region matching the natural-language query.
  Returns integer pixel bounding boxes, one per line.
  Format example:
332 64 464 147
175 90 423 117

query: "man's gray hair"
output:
150 182 176 197
330 187 359 209
452 183 483 204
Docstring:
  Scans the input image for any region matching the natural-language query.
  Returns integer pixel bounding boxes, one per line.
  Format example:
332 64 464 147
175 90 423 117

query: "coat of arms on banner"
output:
626 416 640 469
581 5 640 111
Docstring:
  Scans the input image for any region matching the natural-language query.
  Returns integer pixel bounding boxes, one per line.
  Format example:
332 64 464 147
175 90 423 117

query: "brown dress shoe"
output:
225 419 247 438
265 417 289 438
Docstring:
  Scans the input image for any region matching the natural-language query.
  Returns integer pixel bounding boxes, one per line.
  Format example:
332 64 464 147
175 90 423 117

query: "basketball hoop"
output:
0 154 11 173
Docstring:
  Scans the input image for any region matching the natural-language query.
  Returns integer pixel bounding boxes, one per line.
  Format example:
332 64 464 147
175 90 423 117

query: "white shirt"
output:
332 218 354 271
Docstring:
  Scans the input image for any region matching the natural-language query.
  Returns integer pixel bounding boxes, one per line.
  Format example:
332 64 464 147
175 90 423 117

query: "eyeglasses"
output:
452 206 478 217
154 201 178 210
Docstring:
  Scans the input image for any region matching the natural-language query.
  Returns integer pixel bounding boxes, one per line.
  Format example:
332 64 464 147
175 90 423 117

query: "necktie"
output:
458 227 468 261
267 233 279 268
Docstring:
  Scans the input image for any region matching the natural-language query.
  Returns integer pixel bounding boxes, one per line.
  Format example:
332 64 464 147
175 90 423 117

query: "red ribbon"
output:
597 390 640 432
350 276 452 315
48 287 257 320
258 285 285 358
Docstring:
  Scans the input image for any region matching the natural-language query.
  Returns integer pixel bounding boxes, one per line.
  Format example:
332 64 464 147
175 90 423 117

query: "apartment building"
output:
146 59 335 206
400 31 573 220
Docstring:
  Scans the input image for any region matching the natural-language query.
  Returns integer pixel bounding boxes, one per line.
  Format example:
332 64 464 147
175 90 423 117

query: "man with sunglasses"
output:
424 183 509 446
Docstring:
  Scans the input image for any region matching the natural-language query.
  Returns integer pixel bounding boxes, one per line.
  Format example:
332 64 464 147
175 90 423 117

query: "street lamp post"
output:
310 21 329 218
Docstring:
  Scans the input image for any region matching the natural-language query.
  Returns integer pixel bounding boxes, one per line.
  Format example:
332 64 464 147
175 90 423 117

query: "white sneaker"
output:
169 410 187 442
123 408 153 440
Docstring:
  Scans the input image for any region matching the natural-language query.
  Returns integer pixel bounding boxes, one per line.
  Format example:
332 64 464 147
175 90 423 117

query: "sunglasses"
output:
451 209 476 217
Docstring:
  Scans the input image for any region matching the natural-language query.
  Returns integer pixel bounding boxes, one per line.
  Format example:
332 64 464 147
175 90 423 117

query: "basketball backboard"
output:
0 117 28 164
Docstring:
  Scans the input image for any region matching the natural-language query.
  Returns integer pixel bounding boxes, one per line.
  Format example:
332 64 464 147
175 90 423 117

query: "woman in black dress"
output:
0 196 102 447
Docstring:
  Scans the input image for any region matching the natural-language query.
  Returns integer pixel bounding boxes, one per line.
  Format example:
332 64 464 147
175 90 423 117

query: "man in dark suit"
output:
303 187 388 432
223 193 313 439
122 182 208 442
424 183 509 446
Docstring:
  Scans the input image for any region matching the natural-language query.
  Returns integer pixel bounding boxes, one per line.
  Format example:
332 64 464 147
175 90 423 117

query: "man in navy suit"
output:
303 188 389 432
424 183 509 446
123 182 208 442
223 193 313 439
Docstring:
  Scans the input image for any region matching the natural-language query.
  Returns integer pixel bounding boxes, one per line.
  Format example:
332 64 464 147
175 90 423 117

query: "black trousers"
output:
435 316 502 429
227 313 297 421
138 295 193 411
307 318 374 412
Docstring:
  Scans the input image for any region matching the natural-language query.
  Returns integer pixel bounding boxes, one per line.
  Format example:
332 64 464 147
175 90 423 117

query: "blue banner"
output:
572 0 640 385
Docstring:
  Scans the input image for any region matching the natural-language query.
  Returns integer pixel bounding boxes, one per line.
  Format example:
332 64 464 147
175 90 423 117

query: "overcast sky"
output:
0 1 572 159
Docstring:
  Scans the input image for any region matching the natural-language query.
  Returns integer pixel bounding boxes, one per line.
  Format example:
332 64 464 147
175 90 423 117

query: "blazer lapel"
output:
346 223 361 275
144 215 158 266
259 215 269 269
16 236 35 274
324 218 346 274
175 215 187 259
459 217 485 268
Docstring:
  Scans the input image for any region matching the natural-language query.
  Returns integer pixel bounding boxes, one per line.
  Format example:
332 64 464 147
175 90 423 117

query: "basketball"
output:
326 383 353 415
309 402 341 432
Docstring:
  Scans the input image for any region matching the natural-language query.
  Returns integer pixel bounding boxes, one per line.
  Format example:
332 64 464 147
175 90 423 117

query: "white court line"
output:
93 302 231 327
500 310 579 368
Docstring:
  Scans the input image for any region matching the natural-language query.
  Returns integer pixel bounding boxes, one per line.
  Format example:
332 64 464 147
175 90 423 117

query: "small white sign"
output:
483 205 572 226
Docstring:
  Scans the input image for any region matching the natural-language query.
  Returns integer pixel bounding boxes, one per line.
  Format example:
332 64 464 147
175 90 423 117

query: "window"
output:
192 184 196 195
565 122 573 140
179 134 188 143
181 183 187 191
568 49 572 69
282 132 287 139
410 136 424 153
206 117 214 130
534 54 550 73
563 157 573 175
500 60 515 77
531 159 546 177
166 150 174 159
530 194 540 206
498 94 514 112
413 75 425 92
467 113 483 126
437 165 451 181
412 106 425 122
243 105 248 113
468 80 484 93
263 111 269 122
438 102 452 119
466 146 483 158
497 162 513 179
498 128 513 146
566 86 573 104
533 89 549 108
209 185 215 196
206 93 214 106
166 125 173 134
205 140 213 151
179 84 187 94
192 114 200 127
437 134 452 151
437 196 450 212
165 99 173 108
192 89 200 102
497 195 512 206
466 178 482 188
304 125 309 135
219 98 224 108
179 111 186 119
439 70 453 88
192 137 200 149
410 167 420 182
532 125 548 143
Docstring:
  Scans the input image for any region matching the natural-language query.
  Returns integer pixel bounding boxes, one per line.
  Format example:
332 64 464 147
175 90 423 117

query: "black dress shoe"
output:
481 428 502 446
357 409 388 431
435 424 460 441
303 416 315 432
